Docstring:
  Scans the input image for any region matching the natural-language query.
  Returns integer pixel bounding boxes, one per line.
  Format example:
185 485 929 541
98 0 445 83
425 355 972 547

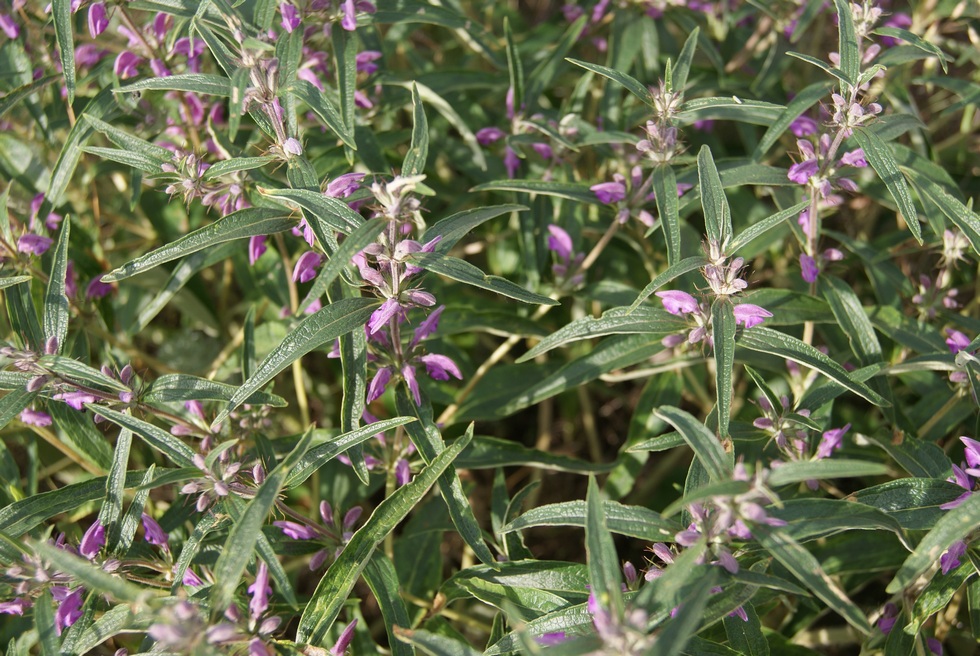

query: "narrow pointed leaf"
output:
102 208 295 281
297 429 473 644
698 145 731 247
851 127 921 244
43 219 70 352
403 84 429 176
630 256 708 310
299 217 387 314
90 405 196 468
501 500 680 541
364 554 416 656
671 27 700 93
33 541 149 603
767 459 889 486
728 201 809 253
653 165 681 265
259 187 364 234
408 253 557 305
504 18 525 113
289 80 356 149
53 0 75 102
713 301 736 440
214 297 379 426
755 81 832 158
566 58 653 107
99 427 132 552
655 406 732 482
586 476 624 618
833 0 860 89
422 205 527 252
471 180 599 204
210 426 314 612
145 374 287 407
119 74 234 96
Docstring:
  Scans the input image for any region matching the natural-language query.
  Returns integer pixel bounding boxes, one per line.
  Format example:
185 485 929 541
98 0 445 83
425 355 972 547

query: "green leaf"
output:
656 574 719 656
6 280 44 352
170 511 226 594
653 165 681 265
402 84 429 176
768 459 888 486
47 88 117 205
33 541 150 603
456 435 615 473
119 73 233 96
53 0 75 102
698 145 732 247
868 434 951 479
39 355 129 393
904 167 980 257
259 186 364 234
0 75 58 120
852 478 964 531
363 553 416 656
83 116 174 163
299 217 387 314
72 605 154 656
501 500 680 541
471 179 599 204
566 58 654 107
518 307 685 361
586 476 624 618
297 429 473 645
785 52 853 88
214 297 378 426
201 156 277 180
409 252 557 305
713 301 736 440
887 492 980 593
92 405 196 468
504 17 525 114
833 0 860 90
422 205 527 252
728 201 810 253
737 327 887 405
754 81 831 158
851 128 922 244
48 403 114 472
754 525 871 633
99 425 130 553
285 418 417 488
819 275 882 364
671 27 700 93
144 374 287 407
289 80 356 149
677 97 785 126
102 208 295 281
0 275 32 290
81 147 166 174
395 628 480 656
395 392 496 567
655 406 732 482
725 604 770 656
630 256 708 310
35 589 59 656
210 426 314 612
525 16 587 109
331 22 357 143
873 28 947 72
43 220 70 353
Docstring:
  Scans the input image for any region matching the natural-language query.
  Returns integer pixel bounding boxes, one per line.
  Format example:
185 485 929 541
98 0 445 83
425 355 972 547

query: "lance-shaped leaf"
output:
210 426 314 612
395 627 480 656
767 460 889 487
471 179 599 204
144 374 287 407
518 307 685 362
586 476 624 618
422 205 526 252
677 97 785 126
655 406 732 482
364 554 416 656
712 300 736 440
201 156 277 180
53 0 74 102
671 27 700 93
456 435 614 473
728 201 810 253
566 58 654 107
630 256 708 310
754 524 872 634
99 427 131 551
408 252 557 305
873 28 948 72
698 145 732 247
119 74 233 96
83 116 174 164
43 219 70 353
299 217 387 314
904 167 980 257
833 0 860 88
92 405 196 468
0 75 58 120
102 208 295 281
737 327 887 405
402 84 429 176
297 429 473 645
653 165 682 265
289 80 356 149
32 541 150 603
755 81 832 158
501 500 680 541
213 297 379 427
851 128 921 244
259 187 364 235
887 492 980 593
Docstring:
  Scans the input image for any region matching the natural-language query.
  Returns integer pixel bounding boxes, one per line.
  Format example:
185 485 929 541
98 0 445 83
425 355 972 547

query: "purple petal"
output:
733 303 773 329
656 290 699 316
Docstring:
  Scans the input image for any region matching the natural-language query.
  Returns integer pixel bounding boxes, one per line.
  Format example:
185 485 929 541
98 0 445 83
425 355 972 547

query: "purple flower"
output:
368 298 401 335
940 540 967 574
19 407 52 426
946 329 971 353
183 568 204 587
877 603 899 634
395 458 410 486
17 234 53 255
546 224 573 260
282 137 303 156
88 2 108 37
839 148 867 168
787 158 819 185
402 364 420 405
113 51 142 79
171 37 205 58
927 637 943 656
326 172 366 198
54 587 84 635
280 3 300 32
733 304 773 329
0 598 30 615
340 0 357 30
0 14 19 39
249 235 268 265
330 619 357 656
274 520 318 540
962 436 980 472
532 142 553 160
536 632 568 646
504 146 520 179
366 367 392 402
881 13 912 46
800 253 819 283
420 353 462 381
476 127 505 145
816 423 850 459
355 50 382 74
590 181 627 204
54 390 98 410
790 115 818 137
410 305 445 347
86 277 114 299
79 521 105 559
141 513 169 547
248 561 271 620
656 290 699 316
292 251 323 283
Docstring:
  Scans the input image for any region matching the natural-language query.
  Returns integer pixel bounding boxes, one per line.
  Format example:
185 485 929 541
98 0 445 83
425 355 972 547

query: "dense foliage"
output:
1 0 979 654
